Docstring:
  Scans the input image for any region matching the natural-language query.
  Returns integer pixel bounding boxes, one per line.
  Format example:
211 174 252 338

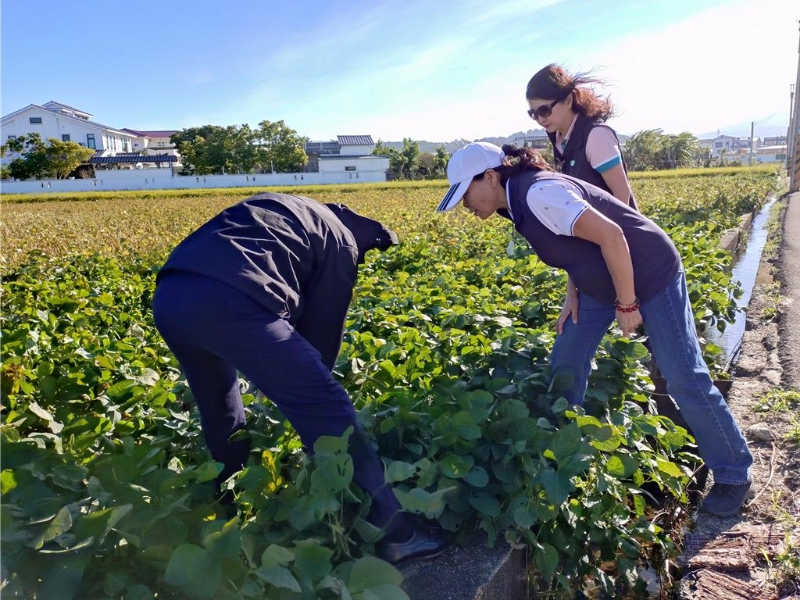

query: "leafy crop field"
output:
0 170 780 599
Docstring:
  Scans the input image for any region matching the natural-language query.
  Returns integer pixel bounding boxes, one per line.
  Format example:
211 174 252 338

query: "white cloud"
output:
590 0 799 136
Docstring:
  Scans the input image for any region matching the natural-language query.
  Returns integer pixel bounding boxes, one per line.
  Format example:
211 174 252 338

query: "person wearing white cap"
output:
436 142 754 518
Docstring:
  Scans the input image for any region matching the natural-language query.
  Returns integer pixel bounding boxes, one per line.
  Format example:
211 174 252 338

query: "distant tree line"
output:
373 138 448 180
0 134 95 180
170 120 307 175
0 124 742 182
623 129 715 170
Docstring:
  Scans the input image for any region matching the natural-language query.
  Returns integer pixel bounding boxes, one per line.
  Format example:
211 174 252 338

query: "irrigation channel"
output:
707 194 779 369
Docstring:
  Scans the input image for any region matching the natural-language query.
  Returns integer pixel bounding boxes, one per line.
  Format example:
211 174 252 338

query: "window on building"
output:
344 166 357 171
62 134 71 142
157 141 167 147
87 134 96 149
29 117 43 124
7 135 16 141
715 142 723 148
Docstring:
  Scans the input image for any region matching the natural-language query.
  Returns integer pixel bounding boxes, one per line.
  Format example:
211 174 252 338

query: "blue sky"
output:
1 0 797 142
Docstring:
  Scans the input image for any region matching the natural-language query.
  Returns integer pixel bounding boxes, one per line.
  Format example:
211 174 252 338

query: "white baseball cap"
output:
436 142 505 212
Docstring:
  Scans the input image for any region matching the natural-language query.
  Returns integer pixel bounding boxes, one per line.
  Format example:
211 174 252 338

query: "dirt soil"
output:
677 193 800 600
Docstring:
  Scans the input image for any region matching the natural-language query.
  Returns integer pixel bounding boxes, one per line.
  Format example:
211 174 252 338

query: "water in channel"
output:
706 194 778 369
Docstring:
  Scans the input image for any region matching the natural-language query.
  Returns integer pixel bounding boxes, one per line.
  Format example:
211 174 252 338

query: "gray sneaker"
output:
700 480 754 517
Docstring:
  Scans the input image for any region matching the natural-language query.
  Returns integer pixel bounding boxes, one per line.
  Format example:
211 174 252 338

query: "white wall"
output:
0 169 388 194
318 156 389 173
340 144 375 156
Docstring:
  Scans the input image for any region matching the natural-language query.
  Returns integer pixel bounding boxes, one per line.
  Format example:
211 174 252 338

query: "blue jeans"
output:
550 270 752 484
152 271 405 531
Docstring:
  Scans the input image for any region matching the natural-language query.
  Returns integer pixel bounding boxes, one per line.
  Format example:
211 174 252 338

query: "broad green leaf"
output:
1 470 18 494
656 458 684 478
164 543 222 600
255 565 301 592
386 461 417 483
348 555 402 592
262 544 295 568
439 453 474 479
551 423 582 462
464 466 489 488
606 454 638 479
31 506 73 549
468 491 502 517
293 539 333 582
540 469 574 507
534 543 560 581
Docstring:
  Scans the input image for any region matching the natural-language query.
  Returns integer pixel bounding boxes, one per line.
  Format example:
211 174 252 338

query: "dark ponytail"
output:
494 144 553 184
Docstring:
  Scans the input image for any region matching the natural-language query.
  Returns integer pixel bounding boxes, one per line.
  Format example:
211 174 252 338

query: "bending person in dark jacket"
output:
152 192 449 564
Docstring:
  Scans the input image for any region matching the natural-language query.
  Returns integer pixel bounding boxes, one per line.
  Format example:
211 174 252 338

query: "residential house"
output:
120 128 180 159
303 135 389 175
698 134 755 160
1 102 177 170
1 101 137 158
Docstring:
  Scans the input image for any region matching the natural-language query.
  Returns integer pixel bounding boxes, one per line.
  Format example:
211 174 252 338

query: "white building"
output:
752 145 788 164
121 128 180 158
698 134 756 159
698 133 787 164
1 102 178 170
303 135 389 175
1 101 137 157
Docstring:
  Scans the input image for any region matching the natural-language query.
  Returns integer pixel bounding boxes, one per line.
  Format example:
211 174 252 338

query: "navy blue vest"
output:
547 114 638 210
504 171 679 303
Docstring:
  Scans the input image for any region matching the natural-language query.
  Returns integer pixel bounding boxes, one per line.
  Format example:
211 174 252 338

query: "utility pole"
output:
790 20 800 192
749 121 755 167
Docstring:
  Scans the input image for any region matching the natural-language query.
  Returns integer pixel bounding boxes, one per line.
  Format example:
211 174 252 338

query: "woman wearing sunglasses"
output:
435 142 754 518
526 64 637 211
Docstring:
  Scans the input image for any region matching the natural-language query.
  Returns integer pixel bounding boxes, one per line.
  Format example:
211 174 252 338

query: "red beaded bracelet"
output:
614 298 640 313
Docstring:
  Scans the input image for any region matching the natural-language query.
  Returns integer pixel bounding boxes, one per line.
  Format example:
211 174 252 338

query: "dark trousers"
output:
152 271 405 531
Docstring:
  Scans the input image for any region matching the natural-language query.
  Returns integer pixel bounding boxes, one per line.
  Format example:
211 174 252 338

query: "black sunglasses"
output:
527 97 561 120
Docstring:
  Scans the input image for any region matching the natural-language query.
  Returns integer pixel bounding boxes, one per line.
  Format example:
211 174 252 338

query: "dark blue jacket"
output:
548 113 638 210
157 192 398 369
503 170 679 303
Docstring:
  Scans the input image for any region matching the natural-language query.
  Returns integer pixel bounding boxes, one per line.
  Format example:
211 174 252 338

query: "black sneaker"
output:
700 480 754 517
374 523 454 565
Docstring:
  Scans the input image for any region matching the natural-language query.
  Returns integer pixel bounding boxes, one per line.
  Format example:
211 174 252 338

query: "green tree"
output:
373 140 403 179
399 138 420 179
665 132 699 169
171 125 233 174
433 145 448 178
44 139 95 179
230 124 259 173
1 133 50 179
254 120 307 173
624 129 667 171
171 121 306 174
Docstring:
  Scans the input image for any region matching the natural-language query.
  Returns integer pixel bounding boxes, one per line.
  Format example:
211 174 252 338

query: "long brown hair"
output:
526 63 614 122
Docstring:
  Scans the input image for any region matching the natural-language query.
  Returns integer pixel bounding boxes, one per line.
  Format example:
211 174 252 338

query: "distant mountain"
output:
379 129 550 154
379 121 786 153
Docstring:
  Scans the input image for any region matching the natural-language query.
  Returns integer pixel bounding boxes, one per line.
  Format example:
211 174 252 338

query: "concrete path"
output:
779 190 800 389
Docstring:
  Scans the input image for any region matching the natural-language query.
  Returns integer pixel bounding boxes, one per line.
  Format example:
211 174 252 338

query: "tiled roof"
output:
121 128 177 139
137 130 178 138
90 155 177 164
337 135 374 146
